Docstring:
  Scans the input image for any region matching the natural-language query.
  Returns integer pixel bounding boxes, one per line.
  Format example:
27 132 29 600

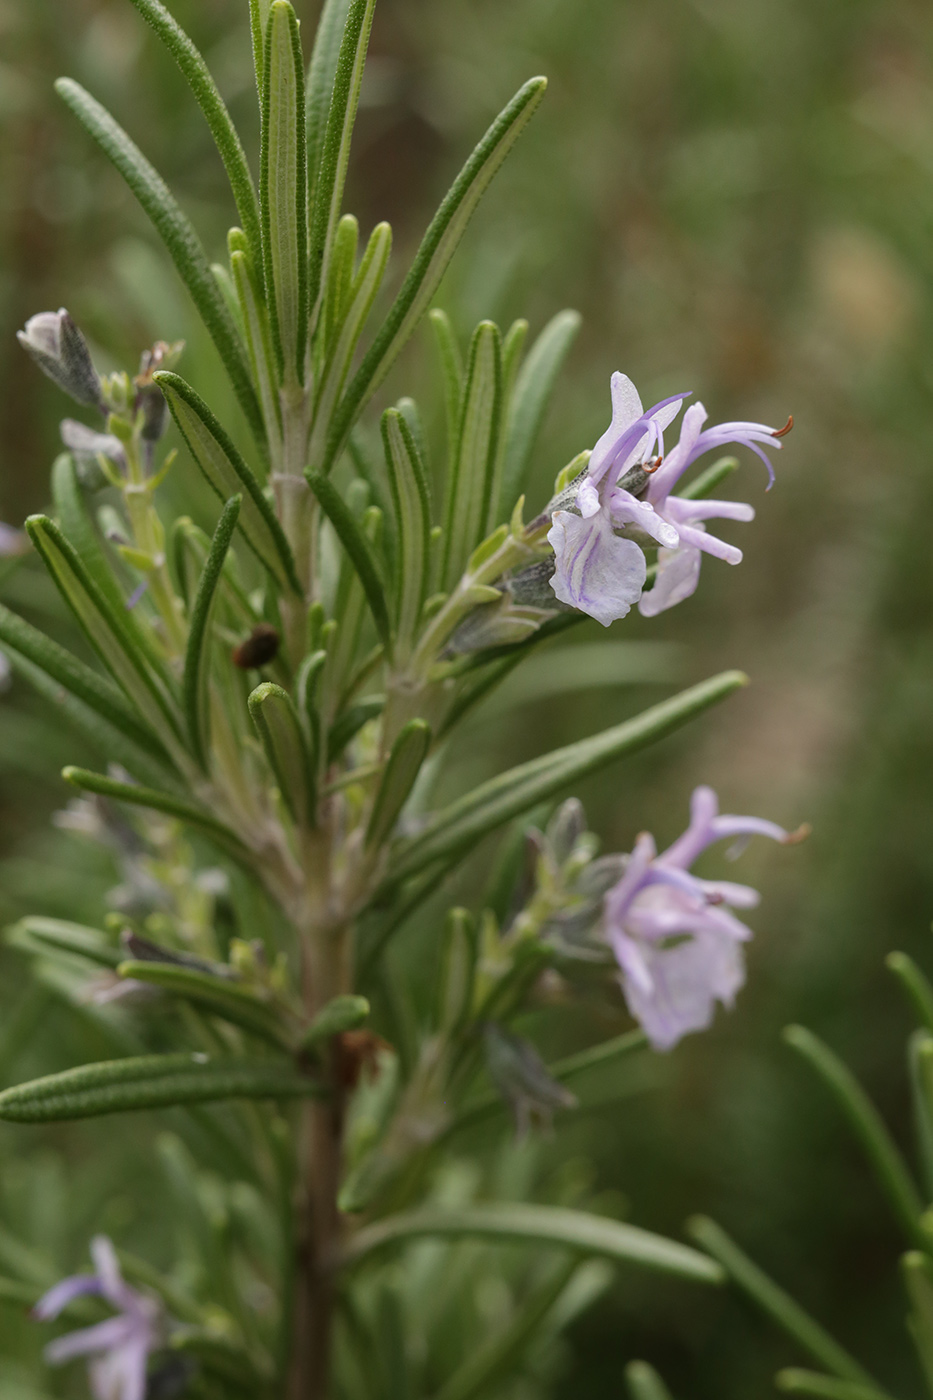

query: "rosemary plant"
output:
0 1 801 1397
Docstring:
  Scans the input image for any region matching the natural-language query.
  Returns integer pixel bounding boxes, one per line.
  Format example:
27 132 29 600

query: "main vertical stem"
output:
288 901 351 1400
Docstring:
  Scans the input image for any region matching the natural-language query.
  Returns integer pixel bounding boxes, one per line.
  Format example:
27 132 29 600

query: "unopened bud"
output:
17 309 102 409
232 623 280 669
135 340 183 441
60 420 126 476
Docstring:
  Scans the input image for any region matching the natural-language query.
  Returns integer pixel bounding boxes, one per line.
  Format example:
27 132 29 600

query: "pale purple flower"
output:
638 400 791 616
34 1235 163 1400
604 786 803 1050
547 372 789 625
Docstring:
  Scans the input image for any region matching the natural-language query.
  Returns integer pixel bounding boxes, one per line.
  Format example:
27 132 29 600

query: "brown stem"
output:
288 906 351 1400
288 1091 344 1400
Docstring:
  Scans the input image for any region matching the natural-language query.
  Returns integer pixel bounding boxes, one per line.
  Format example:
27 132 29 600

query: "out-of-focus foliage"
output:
1 0 933 1396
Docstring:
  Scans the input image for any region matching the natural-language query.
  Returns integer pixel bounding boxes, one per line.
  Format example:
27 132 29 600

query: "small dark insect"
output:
232 623 280 669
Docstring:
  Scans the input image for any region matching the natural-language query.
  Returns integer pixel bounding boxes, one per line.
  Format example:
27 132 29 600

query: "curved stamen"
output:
772 414 794 438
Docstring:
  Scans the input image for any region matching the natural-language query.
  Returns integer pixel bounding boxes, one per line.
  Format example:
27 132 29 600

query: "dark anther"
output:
232 623 280 670
642 455 663 474
772 414 794 438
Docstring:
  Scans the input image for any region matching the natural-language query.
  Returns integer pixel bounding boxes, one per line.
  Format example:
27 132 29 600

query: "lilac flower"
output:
604 786 803 1050
638 400 791 617
34 1236 163 1400
547 373 790 624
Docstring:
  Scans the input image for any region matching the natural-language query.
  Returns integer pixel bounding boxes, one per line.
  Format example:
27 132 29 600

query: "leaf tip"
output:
61 765 81 787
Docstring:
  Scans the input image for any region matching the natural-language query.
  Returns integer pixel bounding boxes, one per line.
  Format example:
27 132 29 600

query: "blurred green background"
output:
2 0 933 1395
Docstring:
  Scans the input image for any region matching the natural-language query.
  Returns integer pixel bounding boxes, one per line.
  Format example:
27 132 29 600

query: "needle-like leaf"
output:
305 0 352 206
306 469 392 651
116 960 292 1048
156 371 301 593
687 1216 879 1387
500 309 581 510
306 0 377 330
342 1202 723 1284
323 75 548 472
442 320 502 590
248 681 316 826
26 515 184 758
261 0 308 382
389 671 747 884
126 0 263 276
62 765 246 853
183 495 241 769
0 601 167 761
0 1054 317 1122
381 407 430 654
366 719 431 848
783 1024 925 1246
54 78 262 441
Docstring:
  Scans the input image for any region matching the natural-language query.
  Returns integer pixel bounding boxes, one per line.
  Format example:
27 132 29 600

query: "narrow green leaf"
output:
248 681 315 825
306 469 392 650
342 1202 723 1284
487 317 528 526
500 308 580 510
9 917 122 969
156 371 301 592
26 515 184 755
183 495 241 767
783 1025 924 1245
310 220 392 465
300 994 370 1050
903 1251 933 1393
261 1 308 382
679 455 739 502
327 694 384 762
117 960 291 1047
305 0 352 205
230 246 282 461
549 1029 648 1083
0 601 166 759
366 719 431 848
324 76 548 471
390 671 747 884
443 321 502 590
686 1216 877 1386
52 453 126 616
54 78 262 441
909 1032 933 1200
322 212 358 352
887 952 933 1035
306 0 377 328
62 765 246 852
434 1259 579 1400
248 0 270 105
0 1053 317 1123
776 1371 899 1400
2 647 177 791
429 308 464 468
381 407 430 652
625 1361 676 1400
126 0 263 275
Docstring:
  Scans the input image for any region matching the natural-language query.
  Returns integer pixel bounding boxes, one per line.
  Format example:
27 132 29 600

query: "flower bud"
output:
60 420 126 482
483 1023 576 1137
17 309 102 409
134 339 183 441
